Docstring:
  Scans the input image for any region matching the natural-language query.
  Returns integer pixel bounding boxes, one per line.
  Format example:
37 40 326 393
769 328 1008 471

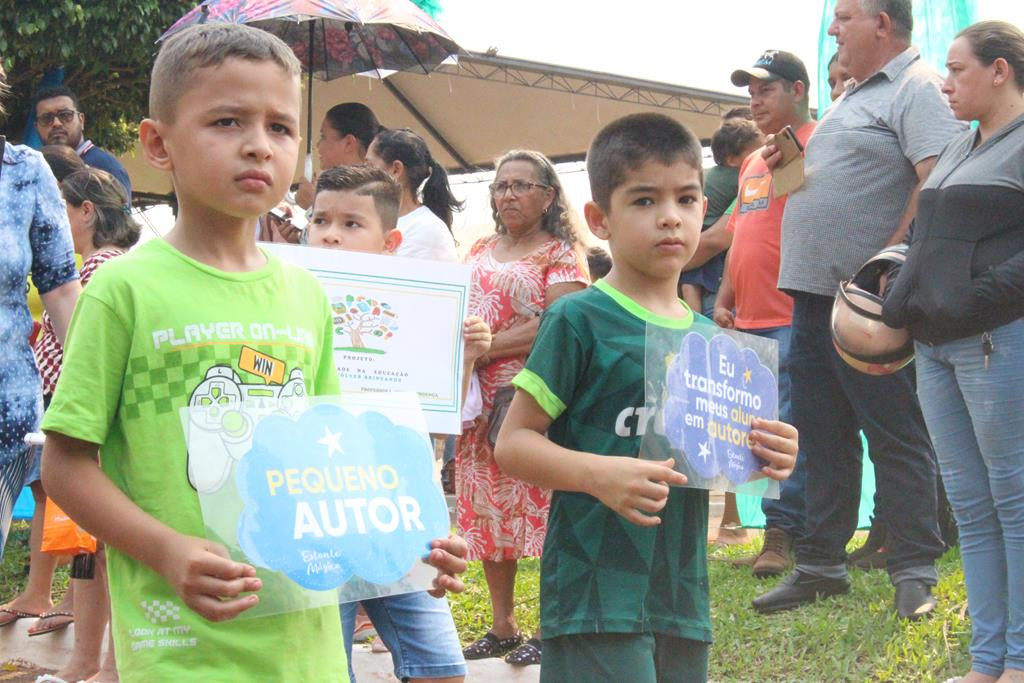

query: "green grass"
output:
448 541 972 683
2 523 970 682
705 541 970 682
448 557 541 644
0 521 70 605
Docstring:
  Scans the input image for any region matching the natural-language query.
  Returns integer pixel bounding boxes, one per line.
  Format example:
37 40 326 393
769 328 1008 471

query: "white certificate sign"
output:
264 243 471 434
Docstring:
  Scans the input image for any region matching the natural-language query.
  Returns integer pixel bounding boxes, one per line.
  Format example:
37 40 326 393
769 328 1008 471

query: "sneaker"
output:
752 528 793 578
894 579 936 620
752 570 851 614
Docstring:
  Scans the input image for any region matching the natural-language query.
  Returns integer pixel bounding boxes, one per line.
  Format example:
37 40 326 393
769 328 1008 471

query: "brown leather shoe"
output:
752 528 793 578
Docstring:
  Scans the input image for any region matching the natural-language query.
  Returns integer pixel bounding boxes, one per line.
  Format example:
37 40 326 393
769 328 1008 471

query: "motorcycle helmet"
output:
830 244 913 375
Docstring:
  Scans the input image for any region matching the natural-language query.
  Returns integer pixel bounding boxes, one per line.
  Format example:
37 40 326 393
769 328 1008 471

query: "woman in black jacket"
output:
883 21 1024 683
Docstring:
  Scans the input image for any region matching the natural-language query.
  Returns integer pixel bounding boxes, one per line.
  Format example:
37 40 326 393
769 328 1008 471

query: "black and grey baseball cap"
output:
731 50 810 87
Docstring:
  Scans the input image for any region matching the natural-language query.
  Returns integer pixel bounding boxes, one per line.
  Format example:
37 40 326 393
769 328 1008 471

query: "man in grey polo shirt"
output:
752 0 965 619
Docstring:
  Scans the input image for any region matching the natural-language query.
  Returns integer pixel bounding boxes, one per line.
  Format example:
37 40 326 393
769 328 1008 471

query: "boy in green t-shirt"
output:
495 113 799 683
40 24 466 682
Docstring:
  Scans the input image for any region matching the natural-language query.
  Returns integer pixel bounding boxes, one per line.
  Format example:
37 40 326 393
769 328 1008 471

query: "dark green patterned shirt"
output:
513 280 712 642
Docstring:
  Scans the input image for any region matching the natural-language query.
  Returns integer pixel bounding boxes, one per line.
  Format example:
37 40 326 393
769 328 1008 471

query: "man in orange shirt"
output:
714 50 815 577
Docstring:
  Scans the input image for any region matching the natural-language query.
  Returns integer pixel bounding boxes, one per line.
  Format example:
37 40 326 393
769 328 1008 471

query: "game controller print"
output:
185 362 307 493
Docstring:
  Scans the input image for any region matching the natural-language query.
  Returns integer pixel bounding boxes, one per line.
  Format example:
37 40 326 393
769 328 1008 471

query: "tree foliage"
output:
0 0 194 153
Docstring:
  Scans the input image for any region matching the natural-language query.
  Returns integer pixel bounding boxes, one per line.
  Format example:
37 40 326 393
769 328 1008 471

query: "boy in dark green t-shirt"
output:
495 114 799 683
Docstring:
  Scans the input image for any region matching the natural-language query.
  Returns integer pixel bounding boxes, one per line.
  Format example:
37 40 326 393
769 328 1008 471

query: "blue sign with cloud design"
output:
664 332 778 486
234 402 450 591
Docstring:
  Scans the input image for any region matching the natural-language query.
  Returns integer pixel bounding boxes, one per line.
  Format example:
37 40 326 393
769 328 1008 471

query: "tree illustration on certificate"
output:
332 295 399 354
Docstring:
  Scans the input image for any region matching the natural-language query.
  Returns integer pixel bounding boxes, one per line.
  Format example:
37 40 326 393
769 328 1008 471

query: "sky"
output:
439 0 1024 110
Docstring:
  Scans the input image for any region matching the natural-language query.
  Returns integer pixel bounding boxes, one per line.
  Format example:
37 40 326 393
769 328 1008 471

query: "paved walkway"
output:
0 619 539 682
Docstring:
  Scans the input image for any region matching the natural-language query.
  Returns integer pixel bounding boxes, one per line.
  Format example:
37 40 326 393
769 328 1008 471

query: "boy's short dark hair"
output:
33 85 81 115
710 118 762 166
150 23 301 122
586 113 704 210
315 165 401 230
586 246 612 281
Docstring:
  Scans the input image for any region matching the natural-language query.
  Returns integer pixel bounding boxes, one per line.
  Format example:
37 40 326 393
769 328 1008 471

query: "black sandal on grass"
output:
504 637 542 666
462 631 523 660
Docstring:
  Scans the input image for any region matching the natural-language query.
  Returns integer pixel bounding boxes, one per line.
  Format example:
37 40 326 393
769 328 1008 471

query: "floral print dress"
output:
456 234 588 561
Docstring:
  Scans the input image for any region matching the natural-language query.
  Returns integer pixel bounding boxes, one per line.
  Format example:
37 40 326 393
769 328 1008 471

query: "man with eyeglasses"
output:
34 86 131 196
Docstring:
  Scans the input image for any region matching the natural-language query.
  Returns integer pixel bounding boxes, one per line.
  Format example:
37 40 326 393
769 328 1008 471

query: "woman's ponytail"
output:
372 128 464 231
421 159 464 231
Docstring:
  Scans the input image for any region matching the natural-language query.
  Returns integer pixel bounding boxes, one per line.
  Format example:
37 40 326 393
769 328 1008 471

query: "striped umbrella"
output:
160 0 461 176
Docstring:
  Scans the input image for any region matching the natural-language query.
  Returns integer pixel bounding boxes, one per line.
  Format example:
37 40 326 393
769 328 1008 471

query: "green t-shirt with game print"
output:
42 239 348 682
512 279 712 643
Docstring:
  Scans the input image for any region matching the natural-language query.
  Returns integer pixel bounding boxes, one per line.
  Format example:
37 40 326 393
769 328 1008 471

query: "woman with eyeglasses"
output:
0 61 81 617
457 150 588 667
366 127 461 262
882 21 1024 683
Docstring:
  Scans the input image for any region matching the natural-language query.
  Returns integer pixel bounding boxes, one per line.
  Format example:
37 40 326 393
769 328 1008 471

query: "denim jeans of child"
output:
915 319 1024 677
341 592 465 682
788 293 943 582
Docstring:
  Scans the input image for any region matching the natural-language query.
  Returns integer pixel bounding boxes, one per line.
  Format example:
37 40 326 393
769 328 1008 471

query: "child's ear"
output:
139 118 173 173
701 195 709 221
584 200 611 241
384 228 403 254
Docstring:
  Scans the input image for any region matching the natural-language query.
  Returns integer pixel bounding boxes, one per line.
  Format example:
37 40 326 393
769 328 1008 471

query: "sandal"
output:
504 637 542 666
462 631 522 660
0 606 42 627
28 610 74 636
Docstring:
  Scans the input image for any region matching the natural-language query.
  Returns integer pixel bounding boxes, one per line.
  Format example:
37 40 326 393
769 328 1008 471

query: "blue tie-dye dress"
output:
0 142 77 534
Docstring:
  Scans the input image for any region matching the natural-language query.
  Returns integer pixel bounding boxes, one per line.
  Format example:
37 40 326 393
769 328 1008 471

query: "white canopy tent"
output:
124 50 750 201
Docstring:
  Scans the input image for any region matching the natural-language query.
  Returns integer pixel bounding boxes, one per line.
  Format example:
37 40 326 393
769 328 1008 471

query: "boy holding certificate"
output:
40 24 466 682
307 163 489 683
494 113 800 683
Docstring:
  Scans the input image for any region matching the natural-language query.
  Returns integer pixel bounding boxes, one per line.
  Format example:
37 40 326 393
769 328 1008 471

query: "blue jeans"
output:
742 325 807 541
915 320 1024 677
789 293 942 581
341 591 466 682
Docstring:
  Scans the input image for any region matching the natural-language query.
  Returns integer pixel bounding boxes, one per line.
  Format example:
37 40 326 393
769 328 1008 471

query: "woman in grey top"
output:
884 21 1024 683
